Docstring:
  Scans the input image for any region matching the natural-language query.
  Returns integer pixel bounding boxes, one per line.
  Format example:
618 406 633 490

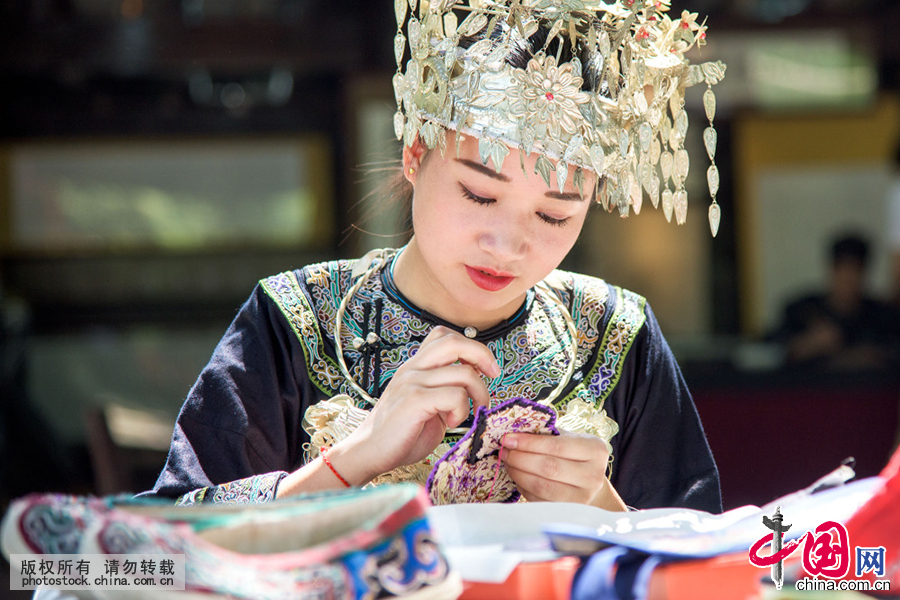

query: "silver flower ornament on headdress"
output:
392 0 726 236
508 54 589 140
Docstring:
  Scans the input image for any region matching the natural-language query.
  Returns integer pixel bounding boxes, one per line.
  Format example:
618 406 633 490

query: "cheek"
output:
530 216 587 273
412 187 472 243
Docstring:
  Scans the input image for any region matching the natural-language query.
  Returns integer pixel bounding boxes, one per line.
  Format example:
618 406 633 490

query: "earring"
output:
408 167 415 175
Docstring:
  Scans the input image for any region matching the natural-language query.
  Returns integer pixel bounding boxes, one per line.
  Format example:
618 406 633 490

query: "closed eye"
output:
459 183 494 205
538 213 569 227
460 183 570 227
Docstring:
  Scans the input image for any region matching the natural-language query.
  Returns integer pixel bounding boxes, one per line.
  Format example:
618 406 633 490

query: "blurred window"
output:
5 137 332 253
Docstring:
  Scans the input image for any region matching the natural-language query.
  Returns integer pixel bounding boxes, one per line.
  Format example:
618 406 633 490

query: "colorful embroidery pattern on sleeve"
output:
175 472 287 506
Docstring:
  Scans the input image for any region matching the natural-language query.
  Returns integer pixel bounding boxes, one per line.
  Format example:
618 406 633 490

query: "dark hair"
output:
831 234 869 266
459 16 608 94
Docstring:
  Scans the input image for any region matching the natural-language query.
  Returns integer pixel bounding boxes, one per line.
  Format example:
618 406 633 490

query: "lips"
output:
466 265 515 292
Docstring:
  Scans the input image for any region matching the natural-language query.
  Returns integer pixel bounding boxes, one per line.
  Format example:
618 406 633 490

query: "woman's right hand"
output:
330 326 499 485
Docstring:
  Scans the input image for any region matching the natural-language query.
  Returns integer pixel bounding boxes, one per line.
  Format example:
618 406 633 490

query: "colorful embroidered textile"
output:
175 472 286 506
2 485 461 600
427 398 558 505
144 250 721 512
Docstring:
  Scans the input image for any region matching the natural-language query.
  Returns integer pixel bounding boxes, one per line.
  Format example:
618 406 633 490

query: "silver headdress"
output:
391 0 726 236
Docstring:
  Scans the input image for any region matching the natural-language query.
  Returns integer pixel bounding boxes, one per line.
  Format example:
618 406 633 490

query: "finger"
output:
413 363 491 412
412 385 474 429
503 447 600 489
418 325 458 347
504 432 608 461
413 329 501 377
505 464 583 503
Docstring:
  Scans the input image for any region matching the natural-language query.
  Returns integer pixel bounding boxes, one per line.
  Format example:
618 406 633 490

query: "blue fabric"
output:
571 548 665 600
572 547 635 600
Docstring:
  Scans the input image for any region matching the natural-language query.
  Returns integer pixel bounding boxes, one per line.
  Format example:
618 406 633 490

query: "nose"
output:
477 213 528 262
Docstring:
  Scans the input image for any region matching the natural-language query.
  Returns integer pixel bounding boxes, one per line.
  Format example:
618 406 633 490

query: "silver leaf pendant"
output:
393 110 405 141
490 140 509 174
590 144 606 173
616 183 629 218
630 176 642 215
535 155 555 189
478 136 492 166
674 190 688 225
662 188 674 223
392 73 404 101
459 12 487 37
650 137 661 165
619 130 630 158
443 12 457 36
574 168 585 200
394 33 406 67
638 123 652 153
600 180 611 212
649 174 660 209
660 117 671 147
669 90 683 118
522 126 537 157
640 162 653 190
708 202 721 237
408 18 421 51
668 125 680 151
674 149 690 183
660 151 674 182
703 88 716 122
703 127 717 162
675 110 689 138
522 126 536 157
707 164 720 198
557 160 568 193
395 0 407 28
564 134 583 163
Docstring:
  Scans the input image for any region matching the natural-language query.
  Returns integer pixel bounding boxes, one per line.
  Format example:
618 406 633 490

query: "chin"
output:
463 287 522 314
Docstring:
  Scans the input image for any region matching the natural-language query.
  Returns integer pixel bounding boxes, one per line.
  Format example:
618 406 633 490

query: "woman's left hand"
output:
502 432 627 511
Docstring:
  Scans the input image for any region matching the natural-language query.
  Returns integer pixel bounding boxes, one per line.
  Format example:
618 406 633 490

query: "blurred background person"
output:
771 233 900 370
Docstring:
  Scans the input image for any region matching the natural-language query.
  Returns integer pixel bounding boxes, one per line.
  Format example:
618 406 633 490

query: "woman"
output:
146 0 724 512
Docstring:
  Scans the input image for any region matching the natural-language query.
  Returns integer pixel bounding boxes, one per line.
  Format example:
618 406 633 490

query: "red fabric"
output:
839 444 900 593
693 384 899 509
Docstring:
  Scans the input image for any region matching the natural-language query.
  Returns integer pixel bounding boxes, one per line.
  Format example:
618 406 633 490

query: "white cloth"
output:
33 592 78 600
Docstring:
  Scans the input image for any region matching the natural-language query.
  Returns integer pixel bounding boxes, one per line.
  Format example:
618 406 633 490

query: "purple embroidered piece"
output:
426 398 559 505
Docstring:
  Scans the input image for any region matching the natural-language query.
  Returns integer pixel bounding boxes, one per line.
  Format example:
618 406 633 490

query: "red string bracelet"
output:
320 446 351 488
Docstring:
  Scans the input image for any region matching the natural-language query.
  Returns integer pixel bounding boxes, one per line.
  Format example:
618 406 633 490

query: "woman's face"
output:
396 132 593 329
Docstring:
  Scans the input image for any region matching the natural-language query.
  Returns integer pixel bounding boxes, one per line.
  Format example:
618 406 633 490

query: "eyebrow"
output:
456 158 589 201
455 158 510 182
545 190 586 202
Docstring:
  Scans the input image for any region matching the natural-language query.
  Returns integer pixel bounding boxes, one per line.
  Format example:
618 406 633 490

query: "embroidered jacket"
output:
145 253 722 511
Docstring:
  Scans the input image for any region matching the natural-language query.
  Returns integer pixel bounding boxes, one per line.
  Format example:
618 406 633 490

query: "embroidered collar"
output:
379 253 534 343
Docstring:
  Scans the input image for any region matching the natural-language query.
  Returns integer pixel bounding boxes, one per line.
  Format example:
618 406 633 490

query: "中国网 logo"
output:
749 507 888 592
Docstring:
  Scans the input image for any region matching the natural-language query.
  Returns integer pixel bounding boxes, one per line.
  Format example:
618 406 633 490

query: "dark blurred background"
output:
2 0 900 567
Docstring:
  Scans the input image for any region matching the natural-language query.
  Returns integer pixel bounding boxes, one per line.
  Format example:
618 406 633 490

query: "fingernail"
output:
503 435 517 449
492 363 501 377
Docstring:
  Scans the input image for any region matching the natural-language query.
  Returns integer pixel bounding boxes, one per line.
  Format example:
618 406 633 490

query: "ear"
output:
402 136 428 184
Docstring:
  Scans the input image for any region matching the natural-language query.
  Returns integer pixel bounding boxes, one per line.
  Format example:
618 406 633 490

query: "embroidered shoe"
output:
2 484 462 599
